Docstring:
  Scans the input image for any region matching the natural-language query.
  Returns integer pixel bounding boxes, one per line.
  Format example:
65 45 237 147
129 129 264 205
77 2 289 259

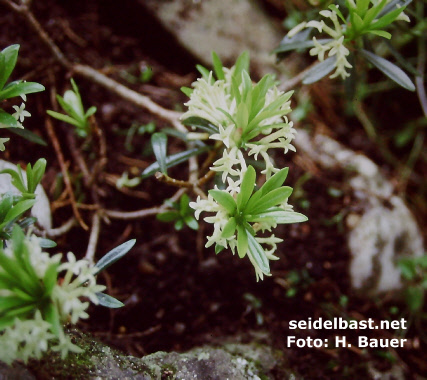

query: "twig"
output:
104 188 186 220
85 211 101 264
279 61 318 92
45 117 89 230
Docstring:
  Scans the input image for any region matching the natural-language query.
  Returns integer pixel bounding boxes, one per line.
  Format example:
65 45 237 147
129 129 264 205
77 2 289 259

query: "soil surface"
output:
1 0 426 379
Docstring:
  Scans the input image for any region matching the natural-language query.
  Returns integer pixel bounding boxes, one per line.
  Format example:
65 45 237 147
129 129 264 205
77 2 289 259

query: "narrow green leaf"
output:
0 82 44 101
96 292 124 308
356 0 371 18
43 302 61 336
236 225 248 258
329 4 346 23
94 239 136 275
247 209 308 224
0 168 27 193
362 0 388 27
0 44 19 90
151 132 168 174
184 215 199 230
4 199 36 225
247 187 293 215
221 217 237 239
196 64 211 80
46 110 83 128
209 189 236 215
142 146 209 178
302 57 337 84
360 49 415 91
43 262 59 294
0 109 18 128
377 0 412 19
212 51 225 80
247 233 270 275
237 166 256 210
260 167 289 195
7 127 47 146
181 86 193 97
156 211 180 222
367 30 392 39
182 116 219 134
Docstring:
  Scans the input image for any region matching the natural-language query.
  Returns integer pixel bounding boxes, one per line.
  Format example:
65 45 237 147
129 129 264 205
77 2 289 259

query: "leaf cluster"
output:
47 79 97 138
209 166 307 275
0 45 45 129
157 193 198 231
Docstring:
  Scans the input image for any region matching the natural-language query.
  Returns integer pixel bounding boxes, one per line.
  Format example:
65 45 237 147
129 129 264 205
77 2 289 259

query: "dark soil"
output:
1 0 425 379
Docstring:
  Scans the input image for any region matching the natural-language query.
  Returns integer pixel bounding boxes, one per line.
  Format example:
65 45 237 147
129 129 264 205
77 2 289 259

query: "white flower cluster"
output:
182 69 296 180
288 6 352 80
0 234 106 364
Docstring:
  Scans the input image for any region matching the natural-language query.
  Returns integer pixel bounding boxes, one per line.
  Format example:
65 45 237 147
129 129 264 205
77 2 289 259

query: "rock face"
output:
139 0 283 76
25 329 295 380
0 160 52 231
295 131 424 295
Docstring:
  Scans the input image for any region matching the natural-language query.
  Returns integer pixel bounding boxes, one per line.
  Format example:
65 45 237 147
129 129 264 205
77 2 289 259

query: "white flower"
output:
12 103 31 123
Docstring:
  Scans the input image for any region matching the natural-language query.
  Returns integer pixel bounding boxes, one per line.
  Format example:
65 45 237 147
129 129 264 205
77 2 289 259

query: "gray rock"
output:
295 131 424 295
139 0 283 76
0 160 52 231
25 329 296 380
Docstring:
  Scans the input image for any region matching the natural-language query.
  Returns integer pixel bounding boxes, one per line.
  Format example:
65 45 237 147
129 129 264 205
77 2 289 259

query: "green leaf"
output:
94 239 136 275
142 146 209 178
212 51 225 80
360 49 415 91
367 30 392 39
247 209 308 224
0 168 27 193
209 189 236 215
28 158 47 193
43 302 61 336
246 187 293 215
184 215 199 230
247 233 270 275
96 292 124 308
151 132 168 174
0 82 45 101
237 166 256 210
222 217 237 239
43 262 59 294
233 51 250 81
368 3 408 30
329 4 346 23
181 86 193 97
377 0 412 18
46 110 84 128
6 126 47 146
260 167 289 195
0 44 19 90
182 116 219 134
39 238 57 248
0 109 18 128
4 199 36 225
196 64 211 80
356 0 371 18
156 211 180 222
236 225 248 258
362 0 388 27
302 57 336 84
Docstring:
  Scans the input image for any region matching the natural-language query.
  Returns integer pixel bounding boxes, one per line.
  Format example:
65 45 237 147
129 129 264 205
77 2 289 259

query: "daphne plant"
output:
0 226 135 364
275 0 415 90
143 52 307 280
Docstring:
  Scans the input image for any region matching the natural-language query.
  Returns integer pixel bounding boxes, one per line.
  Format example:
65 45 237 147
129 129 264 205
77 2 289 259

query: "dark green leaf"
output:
184 215 199 230
4 199 36 225
360 49 415 91
248 209 308 224
94 239 136 275
405 286 424 312
156 211 180 222
246 187 293 215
